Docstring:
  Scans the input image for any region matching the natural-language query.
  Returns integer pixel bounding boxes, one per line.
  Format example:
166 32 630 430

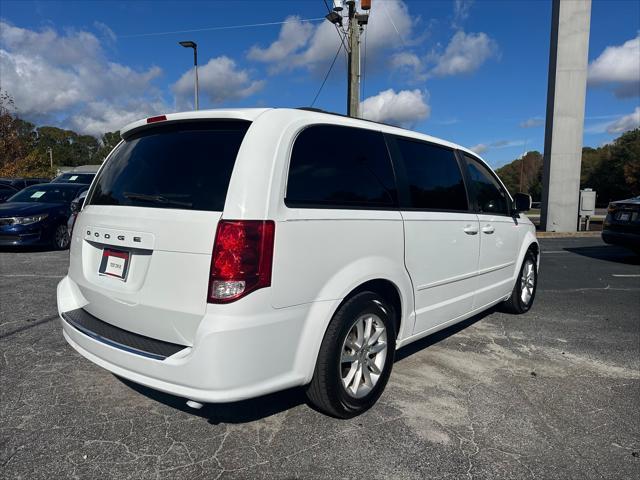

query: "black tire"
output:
502 251 537 314
306 291 396 418
52 223 70 250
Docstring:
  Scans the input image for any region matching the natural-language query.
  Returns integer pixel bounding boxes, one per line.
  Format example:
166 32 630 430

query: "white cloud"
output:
66 100 167 137
588 34 640 98
471 143 488 154
470 139 525 154
429 31 498 77
172 56 264 108
0 21 164 135
606 107 640 134
361 89 430 127
248 0 415 72
452 0 474 29
247 15 313 68
520 117 544 128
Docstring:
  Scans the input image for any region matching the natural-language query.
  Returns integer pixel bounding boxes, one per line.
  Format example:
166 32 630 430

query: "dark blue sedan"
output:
0 183 88 249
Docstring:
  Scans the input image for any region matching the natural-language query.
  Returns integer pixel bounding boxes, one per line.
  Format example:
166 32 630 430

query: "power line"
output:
381 0 406 47
310 38 345 108
322 0 350 53
120 17 325 39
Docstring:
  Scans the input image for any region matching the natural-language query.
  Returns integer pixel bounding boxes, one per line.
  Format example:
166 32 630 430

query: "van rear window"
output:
88 121 250 212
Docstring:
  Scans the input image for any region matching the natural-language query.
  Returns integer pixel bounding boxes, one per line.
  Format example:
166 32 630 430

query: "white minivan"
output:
57 108 538 418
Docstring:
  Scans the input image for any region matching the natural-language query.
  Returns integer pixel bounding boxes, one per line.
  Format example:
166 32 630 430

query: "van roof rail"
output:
295 107 396 129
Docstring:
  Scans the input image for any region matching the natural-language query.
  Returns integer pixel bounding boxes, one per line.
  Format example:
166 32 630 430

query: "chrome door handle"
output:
482 224 495 234
463 225 479 235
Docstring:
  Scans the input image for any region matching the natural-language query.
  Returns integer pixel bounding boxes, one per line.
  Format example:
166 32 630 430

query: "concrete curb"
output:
536 231 601 238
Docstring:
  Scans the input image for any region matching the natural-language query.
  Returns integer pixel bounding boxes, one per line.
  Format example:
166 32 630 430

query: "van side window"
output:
463 155 510 215
286 125 397 208
393 137 468 211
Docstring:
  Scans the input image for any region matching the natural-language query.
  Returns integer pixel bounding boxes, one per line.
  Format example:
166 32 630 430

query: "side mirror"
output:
513 192 532 213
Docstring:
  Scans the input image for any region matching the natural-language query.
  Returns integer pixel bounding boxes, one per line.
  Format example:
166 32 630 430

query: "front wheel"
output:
306 291 396 418
52 224 70 250
502 252 537 314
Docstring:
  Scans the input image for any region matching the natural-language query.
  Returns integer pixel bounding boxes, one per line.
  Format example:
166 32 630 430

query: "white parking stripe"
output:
612 274 640 278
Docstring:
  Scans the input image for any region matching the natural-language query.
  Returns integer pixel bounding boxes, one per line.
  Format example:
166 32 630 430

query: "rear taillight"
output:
208 220 275 303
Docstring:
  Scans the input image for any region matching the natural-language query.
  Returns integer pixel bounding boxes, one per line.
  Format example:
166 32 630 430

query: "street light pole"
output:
179 41 199 110
47 147 53 169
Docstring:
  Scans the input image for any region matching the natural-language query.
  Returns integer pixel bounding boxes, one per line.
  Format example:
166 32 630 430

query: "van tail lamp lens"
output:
146 115 167 123
208 220 275 303
607 203 616 214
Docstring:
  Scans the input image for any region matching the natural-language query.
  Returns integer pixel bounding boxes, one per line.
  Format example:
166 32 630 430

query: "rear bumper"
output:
602 229 640 250
57 275 335 403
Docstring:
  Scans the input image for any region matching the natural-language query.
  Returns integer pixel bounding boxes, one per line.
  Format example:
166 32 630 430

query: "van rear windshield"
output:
88 121 250 212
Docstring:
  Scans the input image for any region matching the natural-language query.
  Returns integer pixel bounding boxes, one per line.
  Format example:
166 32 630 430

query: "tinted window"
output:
88 121 250 212
393 138 468 211
286 125 397 208
464 155 510 215
8 185 85 203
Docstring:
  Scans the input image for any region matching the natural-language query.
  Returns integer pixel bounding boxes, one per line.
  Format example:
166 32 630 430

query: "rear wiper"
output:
123 192 192 208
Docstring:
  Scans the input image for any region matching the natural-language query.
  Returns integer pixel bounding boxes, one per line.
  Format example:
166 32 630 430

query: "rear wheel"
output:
502 251 537 314
306 291 396 418
52 224 70 250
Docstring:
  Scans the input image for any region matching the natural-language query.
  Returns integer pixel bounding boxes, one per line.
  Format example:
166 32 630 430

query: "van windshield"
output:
88 120 250 212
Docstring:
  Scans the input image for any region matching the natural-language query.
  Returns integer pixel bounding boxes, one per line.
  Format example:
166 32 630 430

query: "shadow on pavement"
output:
564 245 640 265
394 307 494 363
0 245 63 253
117 376 307 424
117 307 497 423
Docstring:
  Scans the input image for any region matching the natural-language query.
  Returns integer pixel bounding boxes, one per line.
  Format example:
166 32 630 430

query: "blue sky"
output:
1 0 638 167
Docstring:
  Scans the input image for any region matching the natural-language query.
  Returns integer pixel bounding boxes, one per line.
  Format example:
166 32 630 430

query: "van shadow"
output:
116 308 494 424
563 245 640 265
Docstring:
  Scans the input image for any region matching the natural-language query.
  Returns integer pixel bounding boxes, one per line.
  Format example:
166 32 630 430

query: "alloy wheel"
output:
520 259 535 305
340 313 388 399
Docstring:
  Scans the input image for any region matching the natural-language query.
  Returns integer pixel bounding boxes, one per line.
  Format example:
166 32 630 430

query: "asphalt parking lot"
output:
1 237 639 480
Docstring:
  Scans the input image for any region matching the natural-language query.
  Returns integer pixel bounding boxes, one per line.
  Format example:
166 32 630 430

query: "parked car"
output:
0 183 88 249
57 108 538 418
602 196 640 254
0 177 50 189
0 184 19 202
67 189 88 235
51 172 96 184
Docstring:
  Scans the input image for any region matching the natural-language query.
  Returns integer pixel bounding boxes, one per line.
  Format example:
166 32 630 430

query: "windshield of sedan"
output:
52 173 95 184
8 185 84 203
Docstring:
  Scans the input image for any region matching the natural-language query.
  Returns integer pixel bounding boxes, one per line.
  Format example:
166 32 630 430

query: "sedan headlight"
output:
14 213 48 225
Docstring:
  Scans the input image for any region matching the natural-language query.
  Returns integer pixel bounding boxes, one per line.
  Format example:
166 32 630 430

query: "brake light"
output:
146 115 167 123
607 203 616 214
208 220 275 303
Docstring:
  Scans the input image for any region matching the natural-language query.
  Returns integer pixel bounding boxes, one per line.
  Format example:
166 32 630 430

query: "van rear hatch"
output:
68 120 250 345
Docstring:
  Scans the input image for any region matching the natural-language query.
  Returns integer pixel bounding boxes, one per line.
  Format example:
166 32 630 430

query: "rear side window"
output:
285 125 397 208
463 154 510 215
88 121 250 212
392 137 468 211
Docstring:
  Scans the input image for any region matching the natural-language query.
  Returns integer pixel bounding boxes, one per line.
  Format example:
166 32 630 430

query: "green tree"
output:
96 131 121 161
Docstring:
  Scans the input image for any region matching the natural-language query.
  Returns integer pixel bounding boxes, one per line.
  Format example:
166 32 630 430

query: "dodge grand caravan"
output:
57 108 538 418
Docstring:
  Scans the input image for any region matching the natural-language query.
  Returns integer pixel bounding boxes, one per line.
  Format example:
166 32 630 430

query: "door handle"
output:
482 224 495 234
463 225 479 235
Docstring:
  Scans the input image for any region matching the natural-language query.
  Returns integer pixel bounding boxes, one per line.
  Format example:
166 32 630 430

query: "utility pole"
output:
326 1 370 118
47 147 53 169
346 1 360 118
